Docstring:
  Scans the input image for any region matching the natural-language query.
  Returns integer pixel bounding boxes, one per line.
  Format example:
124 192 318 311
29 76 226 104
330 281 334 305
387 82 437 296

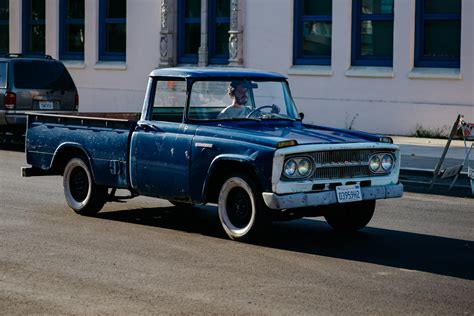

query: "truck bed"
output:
26 112 137 189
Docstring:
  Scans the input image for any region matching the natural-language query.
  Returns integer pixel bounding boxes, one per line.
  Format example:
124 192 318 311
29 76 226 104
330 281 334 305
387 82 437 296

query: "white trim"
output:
408 68 462 80
63 61 86 69
271 142 400 194
345 66 394 78
275 142 399 156
94 61 127 71
288 65 333 77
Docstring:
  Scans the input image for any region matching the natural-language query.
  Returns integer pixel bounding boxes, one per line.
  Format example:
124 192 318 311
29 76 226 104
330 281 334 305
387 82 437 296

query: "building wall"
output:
9 0 160 113
6 0 473 135
244 0 473 135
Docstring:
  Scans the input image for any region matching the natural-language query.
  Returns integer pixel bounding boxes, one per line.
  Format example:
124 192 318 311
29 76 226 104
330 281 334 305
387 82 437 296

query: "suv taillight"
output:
4 92 16 109
74 94 79 110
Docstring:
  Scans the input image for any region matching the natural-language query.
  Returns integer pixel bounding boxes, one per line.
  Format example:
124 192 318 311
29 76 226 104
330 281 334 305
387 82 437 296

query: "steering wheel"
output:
246 105 278 118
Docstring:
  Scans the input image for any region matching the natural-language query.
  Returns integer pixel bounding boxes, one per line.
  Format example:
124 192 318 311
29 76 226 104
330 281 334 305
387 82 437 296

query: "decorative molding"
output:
228 0 243 66
160 35 168 59
198 0 209 67
159 0 177 67
229 32 238 60
161 0 168 30
230 0 238 30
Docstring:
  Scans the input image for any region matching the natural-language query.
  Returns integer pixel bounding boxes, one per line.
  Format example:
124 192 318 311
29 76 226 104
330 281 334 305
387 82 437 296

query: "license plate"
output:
336 185 362 203
39 101 54 110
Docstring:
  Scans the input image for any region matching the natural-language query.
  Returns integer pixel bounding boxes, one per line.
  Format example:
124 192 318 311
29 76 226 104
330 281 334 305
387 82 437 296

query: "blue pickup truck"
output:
23 67 403 241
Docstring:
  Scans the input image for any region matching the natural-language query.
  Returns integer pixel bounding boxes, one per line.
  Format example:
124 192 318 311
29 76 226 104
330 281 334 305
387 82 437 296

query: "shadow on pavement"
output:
97 205 474 281
0 135 25 152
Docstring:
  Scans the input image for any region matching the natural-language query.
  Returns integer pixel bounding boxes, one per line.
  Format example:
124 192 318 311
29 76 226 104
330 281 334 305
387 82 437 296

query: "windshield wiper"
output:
215 117 261 122
259 116 296 121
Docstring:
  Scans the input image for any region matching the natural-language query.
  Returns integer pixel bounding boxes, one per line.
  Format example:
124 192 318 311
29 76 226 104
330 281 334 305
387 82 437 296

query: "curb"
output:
400 168 473 198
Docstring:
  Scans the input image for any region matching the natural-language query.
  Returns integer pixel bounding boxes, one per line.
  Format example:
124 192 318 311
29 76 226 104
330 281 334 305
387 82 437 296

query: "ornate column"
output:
159 0 177 67
198 0 209 67
228 0 244 66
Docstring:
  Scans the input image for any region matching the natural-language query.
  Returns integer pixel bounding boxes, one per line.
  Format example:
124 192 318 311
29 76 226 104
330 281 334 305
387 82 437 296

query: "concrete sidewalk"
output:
391 136 473 197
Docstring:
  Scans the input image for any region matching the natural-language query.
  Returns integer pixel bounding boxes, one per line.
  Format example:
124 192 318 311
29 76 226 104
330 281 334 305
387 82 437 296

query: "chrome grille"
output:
311 149 375 180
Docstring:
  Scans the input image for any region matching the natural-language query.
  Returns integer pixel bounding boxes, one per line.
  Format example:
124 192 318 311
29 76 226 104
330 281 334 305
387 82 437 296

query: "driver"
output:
217 81 251 119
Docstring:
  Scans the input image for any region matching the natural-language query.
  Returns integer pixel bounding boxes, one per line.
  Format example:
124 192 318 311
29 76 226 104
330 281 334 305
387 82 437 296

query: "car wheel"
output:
63 158 107 215
324 200 376 232
218 173 270 241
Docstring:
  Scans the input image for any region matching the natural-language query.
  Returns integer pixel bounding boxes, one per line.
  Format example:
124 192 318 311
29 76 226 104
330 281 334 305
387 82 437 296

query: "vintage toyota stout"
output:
23 68 403 241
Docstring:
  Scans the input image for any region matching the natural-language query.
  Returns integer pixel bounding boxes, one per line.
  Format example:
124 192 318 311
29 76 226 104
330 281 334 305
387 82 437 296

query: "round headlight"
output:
284 159 297 177
381 154 394 171
369 155 381 172
297 158 312 176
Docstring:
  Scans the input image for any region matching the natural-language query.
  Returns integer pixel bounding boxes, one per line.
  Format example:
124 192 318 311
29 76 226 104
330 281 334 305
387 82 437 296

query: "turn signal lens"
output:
277 140 298 148
4 92 16 109
379 137 393 143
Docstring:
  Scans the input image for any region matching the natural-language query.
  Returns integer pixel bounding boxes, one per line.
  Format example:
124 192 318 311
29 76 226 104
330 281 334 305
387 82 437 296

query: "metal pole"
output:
429 114 462 190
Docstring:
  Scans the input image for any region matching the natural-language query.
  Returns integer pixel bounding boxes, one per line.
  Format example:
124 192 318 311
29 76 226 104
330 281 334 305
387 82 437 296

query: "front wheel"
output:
324 200 376 232
63 158 107 215
218 173 270 241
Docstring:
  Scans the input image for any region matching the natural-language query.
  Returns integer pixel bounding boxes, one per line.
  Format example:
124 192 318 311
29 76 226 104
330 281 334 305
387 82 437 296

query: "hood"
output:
196 121 380 148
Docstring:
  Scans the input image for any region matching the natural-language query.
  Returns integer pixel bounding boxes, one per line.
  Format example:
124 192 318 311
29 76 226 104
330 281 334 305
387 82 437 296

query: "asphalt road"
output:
1 145 473 314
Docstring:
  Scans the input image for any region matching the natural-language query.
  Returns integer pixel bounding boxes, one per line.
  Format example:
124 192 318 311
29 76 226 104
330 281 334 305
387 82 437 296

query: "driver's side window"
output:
188 81 229 120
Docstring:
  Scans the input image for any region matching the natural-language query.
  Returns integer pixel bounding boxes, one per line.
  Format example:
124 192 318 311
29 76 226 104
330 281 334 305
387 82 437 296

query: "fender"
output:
51 142 97 182
200 154 257 203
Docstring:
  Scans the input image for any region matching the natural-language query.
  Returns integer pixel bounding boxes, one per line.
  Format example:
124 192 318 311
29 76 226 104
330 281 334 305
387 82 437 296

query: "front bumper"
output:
262 183 403 210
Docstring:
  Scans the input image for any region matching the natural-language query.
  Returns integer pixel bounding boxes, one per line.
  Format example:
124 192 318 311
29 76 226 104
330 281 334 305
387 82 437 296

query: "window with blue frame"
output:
177 0 201 64
352 0 394 67
22 0 45 55
0 0 8 53
99 0 126 61
177 0 230 65
293 0 332 65
60 0 84 60
208 0 230 64
415 0 461 68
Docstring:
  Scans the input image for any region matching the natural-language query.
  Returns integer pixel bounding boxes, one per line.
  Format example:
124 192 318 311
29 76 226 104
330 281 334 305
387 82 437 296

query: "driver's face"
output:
233 86 248 105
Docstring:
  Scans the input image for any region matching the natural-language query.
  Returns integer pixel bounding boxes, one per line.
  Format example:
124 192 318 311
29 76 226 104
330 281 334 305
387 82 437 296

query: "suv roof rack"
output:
2 53 53 59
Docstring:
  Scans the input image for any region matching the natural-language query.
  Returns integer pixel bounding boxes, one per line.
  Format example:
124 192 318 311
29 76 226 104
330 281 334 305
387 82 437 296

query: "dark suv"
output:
0 54 78 135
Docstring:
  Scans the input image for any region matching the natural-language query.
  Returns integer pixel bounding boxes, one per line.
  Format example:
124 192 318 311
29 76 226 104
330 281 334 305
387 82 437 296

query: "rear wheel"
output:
63 158 107 215
218 173 270 241
324 200 376 232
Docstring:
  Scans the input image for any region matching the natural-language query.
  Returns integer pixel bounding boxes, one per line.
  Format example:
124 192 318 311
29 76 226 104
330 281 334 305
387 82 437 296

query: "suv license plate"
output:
336 185 362 203
39 101 54 110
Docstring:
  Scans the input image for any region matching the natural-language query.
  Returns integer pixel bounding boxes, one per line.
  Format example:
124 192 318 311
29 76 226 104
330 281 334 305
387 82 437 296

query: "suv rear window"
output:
13 61 75 90
0 62 6 88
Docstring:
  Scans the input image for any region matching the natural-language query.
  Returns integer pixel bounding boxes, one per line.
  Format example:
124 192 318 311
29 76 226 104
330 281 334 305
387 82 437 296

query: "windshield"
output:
188 80 299 121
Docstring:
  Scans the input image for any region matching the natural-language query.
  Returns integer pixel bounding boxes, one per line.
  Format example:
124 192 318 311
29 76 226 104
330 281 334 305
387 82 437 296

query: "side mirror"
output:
299 112 304 120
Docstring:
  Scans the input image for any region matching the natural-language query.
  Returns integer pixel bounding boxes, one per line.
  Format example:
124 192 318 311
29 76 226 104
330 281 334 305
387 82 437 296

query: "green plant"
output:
345 112 359 130
411 124 464 139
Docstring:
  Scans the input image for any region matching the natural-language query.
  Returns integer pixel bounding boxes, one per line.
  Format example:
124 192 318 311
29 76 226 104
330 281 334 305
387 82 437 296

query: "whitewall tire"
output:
63 158 107 215
218 173 270 241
